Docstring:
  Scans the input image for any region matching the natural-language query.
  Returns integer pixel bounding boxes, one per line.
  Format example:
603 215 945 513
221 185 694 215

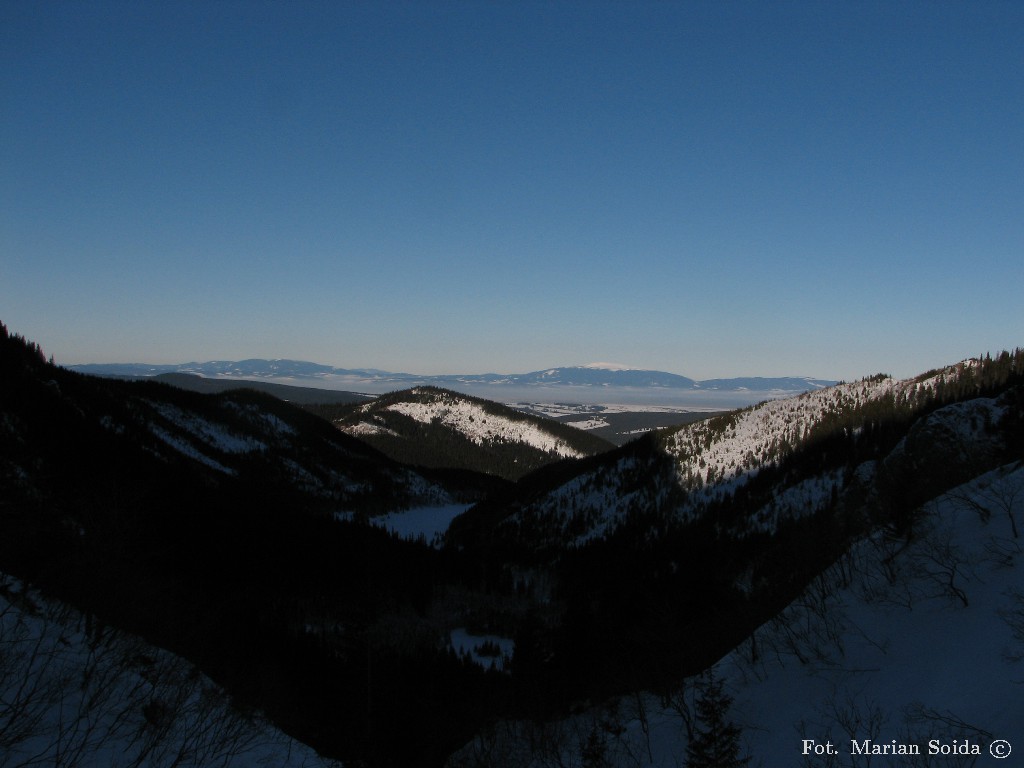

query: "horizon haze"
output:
66 355 845 408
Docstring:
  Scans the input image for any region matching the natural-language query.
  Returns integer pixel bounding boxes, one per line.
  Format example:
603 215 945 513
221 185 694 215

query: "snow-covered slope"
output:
669 373 932 488
0 575 340 768
1 358 463 523
371 390 584 459
448 462 1024 767
91 385 457 511
483 366 970 548
725 463 1024 762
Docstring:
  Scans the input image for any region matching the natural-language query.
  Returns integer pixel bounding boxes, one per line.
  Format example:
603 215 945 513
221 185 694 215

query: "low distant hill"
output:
433 366 700 388
695 375 834 391
150 372 373 404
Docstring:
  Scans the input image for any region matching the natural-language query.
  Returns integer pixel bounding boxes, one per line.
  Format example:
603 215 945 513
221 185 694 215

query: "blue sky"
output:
2 1 1022 380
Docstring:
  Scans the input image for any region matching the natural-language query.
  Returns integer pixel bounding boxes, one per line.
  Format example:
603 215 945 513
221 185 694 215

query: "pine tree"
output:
685 673 750 768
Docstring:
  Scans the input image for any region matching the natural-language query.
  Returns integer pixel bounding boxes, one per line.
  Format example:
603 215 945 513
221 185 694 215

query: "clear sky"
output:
2 1 1022 380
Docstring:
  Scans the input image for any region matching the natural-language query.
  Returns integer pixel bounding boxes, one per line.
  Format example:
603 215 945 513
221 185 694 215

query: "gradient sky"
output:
2 1 1022 380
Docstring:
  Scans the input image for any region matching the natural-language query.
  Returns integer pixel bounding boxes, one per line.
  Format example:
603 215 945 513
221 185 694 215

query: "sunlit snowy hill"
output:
333 386 613 481
454 358 1021 550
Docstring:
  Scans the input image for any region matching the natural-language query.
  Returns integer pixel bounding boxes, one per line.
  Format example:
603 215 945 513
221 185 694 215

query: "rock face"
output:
881 394 1011 515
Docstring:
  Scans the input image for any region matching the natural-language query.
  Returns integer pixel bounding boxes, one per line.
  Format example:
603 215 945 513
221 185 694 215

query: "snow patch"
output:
386 396 583 458
370 503 472 544
450 627 515 672
343 421 399 438
147 401 267 454
148 424 236 474
564 418 611 430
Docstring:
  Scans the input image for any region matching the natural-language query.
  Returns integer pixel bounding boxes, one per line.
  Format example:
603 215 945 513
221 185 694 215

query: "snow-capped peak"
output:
581 362 635 371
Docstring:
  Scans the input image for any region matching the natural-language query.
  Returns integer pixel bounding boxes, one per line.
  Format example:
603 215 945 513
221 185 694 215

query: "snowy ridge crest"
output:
669 375 907 488
492 360 998 547
385 393 584 459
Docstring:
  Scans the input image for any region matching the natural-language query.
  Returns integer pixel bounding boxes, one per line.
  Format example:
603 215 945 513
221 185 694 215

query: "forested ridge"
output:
327 386 614 481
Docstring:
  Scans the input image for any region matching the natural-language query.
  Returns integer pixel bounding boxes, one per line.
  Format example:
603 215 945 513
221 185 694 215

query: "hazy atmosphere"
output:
2 1 1022 380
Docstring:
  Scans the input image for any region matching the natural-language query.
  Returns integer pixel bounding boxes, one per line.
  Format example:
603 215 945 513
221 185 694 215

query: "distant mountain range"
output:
68 359 837 394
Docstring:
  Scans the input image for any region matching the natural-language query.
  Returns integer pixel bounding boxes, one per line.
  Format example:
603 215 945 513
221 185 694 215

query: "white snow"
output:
148 424 236 475
668 375 906 489
564 418 611 430
223 400 296 436
369 503 473 544
383 395 584 458
724 462 1024 762
505 453 677 548
495 366 982 549
0 575 340 767
741 468 845 536
451 462 1024 766
344 420 399 437
147 401 267 454
450 627 515 672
